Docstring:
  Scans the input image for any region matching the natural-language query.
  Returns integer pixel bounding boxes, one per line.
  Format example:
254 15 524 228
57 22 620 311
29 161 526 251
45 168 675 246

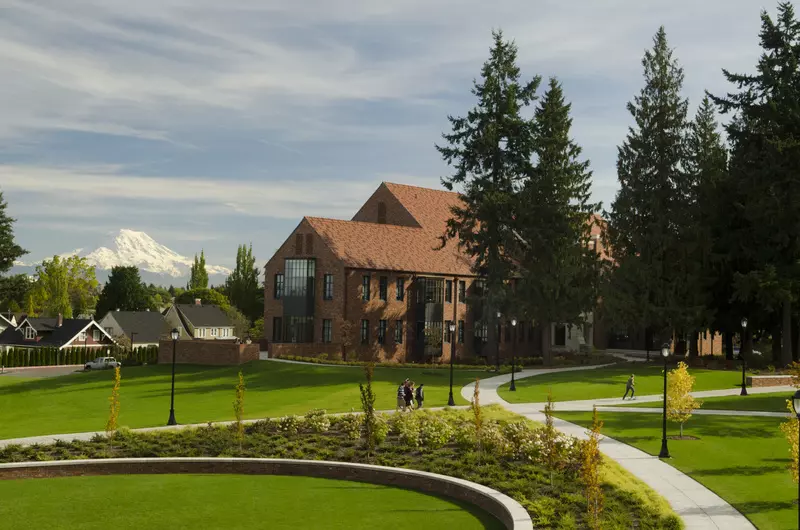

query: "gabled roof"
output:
174 304 233 327
0 318 114 348
382 182 464 234
102 311 170 344
0 313 14 327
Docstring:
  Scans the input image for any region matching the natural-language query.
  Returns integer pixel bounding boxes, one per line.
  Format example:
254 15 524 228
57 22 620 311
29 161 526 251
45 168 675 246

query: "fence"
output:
0 345 159 368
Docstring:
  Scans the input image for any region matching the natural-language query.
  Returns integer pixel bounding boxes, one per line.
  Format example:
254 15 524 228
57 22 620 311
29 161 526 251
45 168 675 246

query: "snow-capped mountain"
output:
12 229 231 285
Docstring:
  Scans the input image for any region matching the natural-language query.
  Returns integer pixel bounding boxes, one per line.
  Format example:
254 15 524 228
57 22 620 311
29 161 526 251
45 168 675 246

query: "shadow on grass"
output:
735 500 795 513
692 464 785 477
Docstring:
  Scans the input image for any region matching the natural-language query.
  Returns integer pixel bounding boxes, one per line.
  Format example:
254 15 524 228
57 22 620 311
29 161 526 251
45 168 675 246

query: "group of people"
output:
396 379 424 410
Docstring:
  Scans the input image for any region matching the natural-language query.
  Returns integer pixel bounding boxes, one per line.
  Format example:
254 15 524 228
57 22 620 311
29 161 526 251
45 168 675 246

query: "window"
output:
93 329 101 341
104 327 113 335
377 201 387 224
458 320 465 344
295 233 304 255
378 320 387 344
322 319 332 343
418 278 443 303
394 320 403 344
379 276 388 301
445 280 452 303
323 274 334 300
284 259 316 297
286 316 314 343
396 278 405 301
362 275 371 301
305 233 314 254
445 320 453 343
361 320 369 344
555 324 567 347
274 273 284 299
78 331 87 342
196 328 205 338
272 317 283 341
458 281 466 302
475 322 487 343
23 327 36 340
211 327 218 337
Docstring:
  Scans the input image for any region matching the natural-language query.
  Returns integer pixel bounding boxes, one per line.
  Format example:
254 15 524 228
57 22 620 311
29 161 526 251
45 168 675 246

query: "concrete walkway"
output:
461 369 758 530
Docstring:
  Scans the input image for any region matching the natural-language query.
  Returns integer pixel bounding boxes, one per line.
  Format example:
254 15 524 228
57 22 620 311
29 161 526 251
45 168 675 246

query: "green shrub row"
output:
0 345 158 368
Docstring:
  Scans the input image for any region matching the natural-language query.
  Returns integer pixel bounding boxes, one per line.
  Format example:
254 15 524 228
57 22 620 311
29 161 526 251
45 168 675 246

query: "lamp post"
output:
447 322 457 406
167 328 179 426
791 390 800 525
510 319 517 391
130 331 137 359
659 343 671 459
740 317 748 396
495 311 501 372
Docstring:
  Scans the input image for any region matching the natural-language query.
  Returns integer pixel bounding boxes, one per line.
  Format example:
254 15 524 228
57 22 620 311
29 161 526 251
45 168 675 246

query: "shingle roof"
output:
107 311 170 344
0 318 95 347
175 304 233 327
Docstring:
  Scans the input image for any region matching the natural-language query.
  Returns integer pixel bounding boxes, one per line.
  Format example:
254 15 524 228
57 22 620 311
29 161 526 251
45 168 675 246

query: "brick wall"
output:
158 340 259 365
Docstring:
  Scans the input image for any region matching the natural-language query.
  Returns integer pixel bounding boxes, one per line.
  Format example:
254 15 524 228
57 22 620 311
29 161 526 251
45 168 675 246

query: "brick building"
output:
264 182 593 363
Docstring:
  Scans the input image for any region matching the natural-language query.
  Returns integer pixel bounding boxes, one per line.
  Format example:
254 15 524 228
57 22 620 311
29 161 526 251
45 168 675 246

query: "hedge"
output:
0 345 159 368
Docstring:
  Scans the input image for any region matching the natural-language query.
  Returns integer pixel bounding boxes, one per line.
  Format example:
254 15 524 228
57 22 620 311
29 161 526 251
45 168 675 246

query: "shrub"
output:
278 415 302 435
304 409 331 433
479 422 511 457
335 414 362 440
502 421 540 462
392 411 421 448
582 407 604 530
419 415 454 449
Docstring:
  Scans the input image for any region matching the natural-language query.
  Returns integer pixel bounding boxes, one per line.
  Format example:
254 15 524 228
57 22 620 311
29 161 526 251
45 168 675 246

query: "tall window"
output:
445 280 452 303
458 320 465 344
286 316 314 343
444 320 453 343
78 331 87 341
475 322 487 343
323 274 334 300
284 259 316 297
361 319 369 344
418 278 443 303
24 327 36 340
378 320 387 344
396 278 405 301
458 280 466 302
362 275 371 301
394 320 403 344
272 317 283 341
379 276 388 301
274 273 284 299
322 319 332 343
93 329 101 341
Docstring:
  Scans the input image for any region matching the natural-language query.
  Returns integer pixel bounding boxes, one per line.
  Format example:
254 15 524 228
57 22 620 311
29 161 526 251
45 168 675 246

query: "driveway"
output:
0 366 84 379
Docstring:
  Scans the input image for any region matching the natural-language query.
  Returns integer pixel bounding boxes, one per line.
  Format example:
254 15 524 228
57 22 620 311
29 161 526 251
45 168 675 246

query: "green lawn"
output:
611 392 792 413
555 411 794 530
0 362 481 440
0 474 503 529
499 363 742 403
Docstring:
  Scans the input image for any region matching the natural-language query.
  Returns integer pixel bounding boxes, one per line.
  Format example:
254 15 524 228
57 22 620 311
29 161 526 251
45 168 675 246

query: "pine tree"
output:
605 27 691 341
509 78 601 364
710 3 800 367
0 191 27 275
438 30 540 354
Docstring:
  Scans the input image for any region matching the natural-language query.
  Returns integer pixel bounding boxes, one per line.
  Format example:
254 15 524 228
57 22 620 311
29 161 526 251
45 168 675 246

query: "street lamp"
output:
510 319 517 391
791 390 800 525
740 317 748 396
659 343 671 459
495 311 502 372
447 321 457 406
167 328 179 426
130 331 137 360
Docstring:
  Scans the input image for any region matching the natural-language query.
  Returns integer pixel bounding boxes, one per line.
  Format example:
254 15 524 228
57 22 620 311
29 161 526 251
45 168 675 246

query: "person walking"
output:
396 382 407 411
415 383 425 409
404 381 414 410
622 374 635 400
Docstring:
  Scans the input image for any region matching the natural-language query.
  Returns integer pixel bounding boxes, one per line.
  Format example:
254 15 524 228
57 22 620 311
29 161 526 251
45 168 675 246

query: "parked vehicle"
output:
84 357 120 370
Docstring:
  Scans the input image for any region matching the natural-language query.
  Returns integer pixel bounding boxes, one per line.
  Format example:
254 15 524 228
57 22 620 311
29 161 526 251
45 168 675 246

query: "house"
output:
263 181 603 363
0 313 16 334
0 313 116 351
164 301 235 340
97 310 172 348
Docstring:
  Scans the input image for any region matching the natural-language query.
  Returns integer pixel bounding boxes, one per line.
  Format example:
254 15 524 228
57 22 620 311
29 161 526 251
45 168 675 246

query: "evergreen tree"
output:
0 191 26 275
225 244 261 322
438 30 540 353
95 266 150 318
709 3 800 366
509 78 601 363
605 27 691 343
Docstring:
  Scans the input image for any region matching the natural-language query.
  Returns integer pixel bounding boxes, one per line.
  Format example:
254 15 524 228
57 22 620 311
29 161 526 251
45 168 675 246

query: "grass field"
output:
555 411 794 530
0 474 503 530
611 392 792 413
499 363 742 403
0 361 482 439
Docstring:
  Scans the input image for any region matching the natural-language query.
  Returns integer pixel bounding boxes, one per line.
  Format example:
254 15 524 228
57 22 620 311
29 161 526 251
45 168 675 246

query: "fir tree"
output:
438 30 540 352
0 191 26 275
509 78 601 363
605 27 691 341
95 266 150 318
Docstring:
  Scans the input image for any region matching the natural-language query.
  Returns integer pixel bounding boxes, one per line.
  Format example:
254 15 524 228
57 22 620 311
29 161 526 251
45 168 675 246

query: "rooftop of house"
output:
0 317 97 347
174 304 233 328
102 310 170 344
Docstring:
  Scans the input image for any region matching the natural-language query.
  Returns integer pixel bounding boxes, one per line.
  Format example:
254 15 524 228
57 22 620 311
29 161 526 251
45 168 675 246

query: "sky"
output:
0 0 768 269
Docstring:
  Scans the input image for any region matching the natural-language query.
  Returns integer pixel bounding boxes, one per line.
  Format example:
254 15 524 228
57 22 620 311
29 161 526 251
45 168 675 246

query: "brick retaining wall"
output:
158 340 259 365
0 458 532 530
746 375 794 387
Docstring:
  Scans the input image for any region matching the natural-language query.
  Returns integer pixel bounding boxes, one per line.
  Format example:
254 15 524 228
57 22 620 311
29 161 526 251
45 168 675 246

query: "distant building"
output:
97 310 172 348
0 313 16 334
164 301 235 340
0 313 116 351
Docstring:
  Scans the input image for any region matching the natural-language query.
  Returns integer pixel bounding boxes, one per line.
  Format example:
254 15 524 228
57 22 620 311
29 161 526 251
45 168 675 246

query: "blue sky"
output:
1 0 766 269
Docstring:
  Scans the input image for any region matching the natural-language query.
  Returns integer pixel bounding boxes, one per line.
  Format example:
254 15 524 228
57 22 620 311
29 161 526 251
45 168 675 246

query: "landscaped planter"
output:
745 375 793 387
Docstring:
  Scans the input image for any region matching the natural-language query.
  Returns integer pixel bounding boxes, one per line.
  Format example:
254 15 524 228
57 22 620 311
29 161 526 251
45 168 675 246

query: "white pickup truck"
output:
84 357 121 370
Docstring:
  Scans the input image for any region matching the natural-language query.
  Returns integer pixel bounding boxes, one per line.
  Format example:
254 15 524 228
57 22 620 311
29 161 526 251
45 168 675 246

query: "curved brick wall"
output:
0 457 533 530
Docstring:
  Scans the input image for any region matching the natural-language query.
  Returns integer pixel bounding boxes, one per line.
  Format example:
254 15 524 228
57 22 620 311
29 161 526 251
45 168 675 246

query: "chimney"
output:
57 313 63 328
195 298 202 306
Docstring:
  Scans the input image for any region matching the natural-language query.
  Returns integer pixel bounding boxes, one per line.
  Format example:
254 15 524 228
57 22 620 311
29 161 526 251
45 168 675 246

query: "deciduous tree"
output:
667 361 702 438
31 255 98 318
188 251 209 290
225 244 261 322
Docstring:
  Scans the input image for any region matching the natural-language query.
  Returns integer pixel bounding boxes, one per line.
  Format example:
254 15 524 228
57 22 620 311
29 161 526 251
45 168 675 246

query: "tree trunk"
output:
772 325 782 364
689 331 699 358
725 329 734 360
679 422 683 439
541 322 552 366
783 299 794 367
793 316 799 362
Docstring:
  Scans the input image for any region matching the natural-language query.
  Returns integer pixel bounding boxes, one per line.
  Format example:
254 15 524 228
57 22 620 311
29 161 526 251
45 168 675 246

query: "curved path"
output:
461 368 759 530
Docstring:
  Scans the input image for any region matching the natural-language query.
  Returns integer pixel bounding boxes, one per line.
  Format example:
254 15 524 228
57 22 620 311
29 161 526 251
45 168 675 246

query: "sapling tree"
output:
105 366 121 446
667 361 702 438
582 407 604 529
233 371 246 449
542 390 561 485
472 378 483 454
359 363 378 454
